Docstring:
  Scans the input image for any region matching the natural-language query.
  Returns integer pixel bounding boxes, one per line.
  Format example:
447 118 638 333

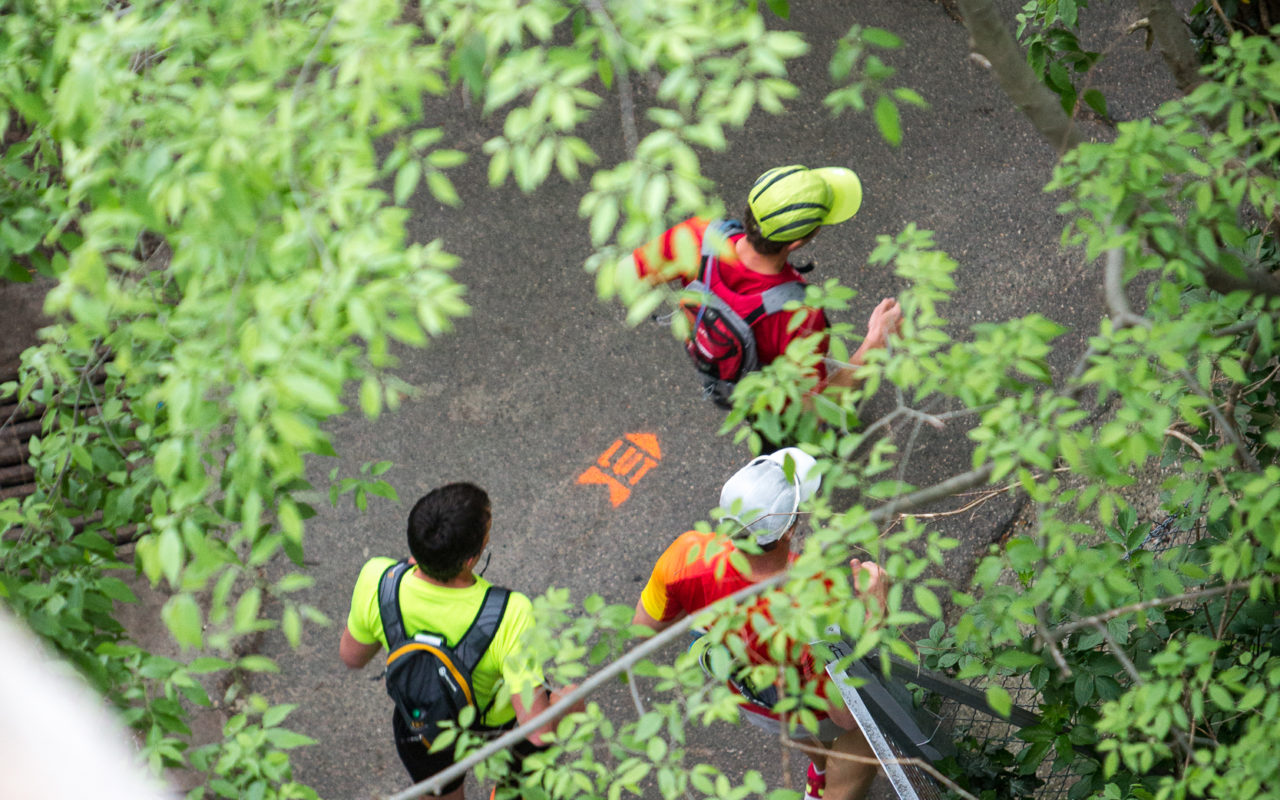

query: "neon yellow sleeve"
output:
345 557 396 646
494 591 544 696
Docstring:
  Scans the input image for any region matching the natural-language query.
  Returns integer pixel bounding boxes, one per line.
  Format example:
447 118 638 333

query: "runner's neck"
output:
742 546 792 580
734 236 790 276
412 566 477 589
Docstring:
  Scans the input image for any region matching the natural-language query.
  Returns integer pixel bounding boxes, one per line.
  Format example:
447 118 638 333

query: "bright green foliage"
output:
825 25 927 146
5 1 1279 800
1016 0 1104 116
1 0 468 788
588 19 1280 800
1 0 918 796
188 697 320 800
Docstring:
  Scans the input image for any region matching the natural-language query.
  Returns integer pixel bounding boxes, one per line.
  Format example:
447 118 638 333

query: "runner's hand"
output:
849 559 889 623
863 298 901 351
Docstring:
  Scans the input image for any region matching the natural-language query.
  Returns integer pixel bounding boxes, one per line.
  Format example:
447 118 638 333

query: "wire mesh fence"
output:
832 511 1205 799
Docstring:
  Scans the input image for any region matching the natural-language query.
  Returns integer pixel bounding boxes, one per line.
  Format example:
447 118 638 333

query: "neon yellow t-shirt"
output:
346 557 543 727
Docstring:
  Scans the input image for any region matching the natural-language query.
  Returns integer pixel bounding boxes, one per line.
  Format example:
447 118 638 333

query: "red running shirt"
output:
633 218 830 379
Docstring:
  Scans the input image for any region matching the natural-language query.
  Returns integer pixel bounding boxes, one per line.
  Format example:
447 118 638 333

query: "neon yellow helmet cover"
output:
747 165 863 242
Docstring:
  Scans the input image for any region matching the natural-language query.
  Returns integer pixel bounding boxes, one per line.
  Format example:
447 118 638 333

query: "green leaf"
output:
766 0 790 18
162 594 204 649
263 703 296 728
1074 672 1094 706
158 528 185 587
913 585 942 619
873 95 902 146
234 587 262 633
98 577 138 604
394 160 421 205
892 87 927 108
427 171 461 207
986 684 1013 718
188 657 233 673
237 655 280 673
426 149 467 168
264 728 317 749
1083 89 1108 118
359 377 382 419
862 27 902 49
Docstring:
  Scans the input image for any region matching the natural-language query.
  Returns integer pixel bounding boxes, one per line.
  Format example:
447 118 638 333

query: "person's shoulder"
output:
358 556 399 579
475 578 534 616
659 529 726 565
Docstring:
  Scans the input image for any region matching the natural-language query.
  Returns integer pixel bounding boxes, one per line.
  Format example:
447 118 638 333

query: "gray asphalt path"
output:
249 1 1179 798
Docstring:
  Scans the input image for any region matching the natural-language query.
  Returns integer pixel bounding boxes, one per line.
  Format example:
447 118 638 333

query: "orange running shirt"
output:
639 530 829 719
639 530 765 623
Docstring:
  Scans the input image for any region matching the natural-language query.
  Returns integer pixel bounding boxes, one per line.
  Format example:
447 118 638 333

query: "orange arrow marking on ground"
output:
577 433 662 507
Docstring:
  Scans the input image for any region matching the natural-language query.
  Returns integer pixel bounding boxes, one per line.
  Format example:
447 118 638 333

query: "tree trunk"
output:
955 0 1082 155
1136 0 1204 93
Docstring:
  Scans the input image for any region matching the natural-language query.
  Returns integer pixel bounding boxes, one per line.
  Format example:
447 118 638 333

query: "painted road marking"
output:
577 433 661 507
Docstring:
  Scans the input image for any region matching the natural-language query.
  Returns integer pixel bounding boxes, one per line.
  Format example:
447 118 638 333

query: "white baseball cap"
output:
719 448 822 545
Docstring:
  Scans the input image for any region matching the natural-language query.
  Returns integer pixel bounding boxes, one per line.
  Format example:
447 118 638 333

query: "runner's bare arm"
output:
339 626 381 669
826 298 902 389
822 674 858 730
632 598 683 633
512 685 586 746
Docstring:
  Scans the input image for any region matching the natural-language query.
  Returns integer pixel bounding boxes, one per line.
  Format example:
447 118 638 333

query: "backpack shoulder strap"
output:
377 560 414 652
453 586 512 672
698 218 746 282
700 218 745 257
743 282 807 325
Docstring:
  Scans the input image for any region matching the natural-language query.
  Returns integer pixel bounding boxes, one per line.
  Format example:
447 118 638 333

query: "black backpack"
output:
679 218 807 408
378 560 511 747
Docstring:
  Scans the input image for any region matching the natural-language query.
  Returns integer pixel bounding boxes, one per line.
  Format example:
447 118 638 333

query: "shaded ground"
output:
1 1 1184 798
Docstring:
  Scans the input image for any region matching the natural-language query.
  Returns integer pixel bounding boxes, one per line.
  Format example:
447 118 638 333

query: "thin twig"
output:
1093 621 1141 685
1050 575 1280 640
1209 0 1236 33
897 467 1071 521
869 463 997 525
1176 368 1261 471
858 405 908 442
1164 427 1235 505
625 667 646 717
893 415 925 506
1036 603 1072 680
1211 315 1261 337
1101 616 1195 760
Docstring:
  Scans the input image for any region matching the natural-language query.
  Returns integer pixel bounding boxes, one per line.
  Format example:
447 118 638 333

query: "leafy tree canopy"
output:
1 1 1277 800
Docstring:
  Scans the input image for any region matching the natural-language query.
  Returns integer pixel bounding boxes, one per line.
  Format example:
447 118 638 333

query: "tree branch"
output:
1200 261 1280 299
587 0 638 158
1104 245 1151 329
955 0 1082 154
1135 0 1205 94
1176 367 1261 471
